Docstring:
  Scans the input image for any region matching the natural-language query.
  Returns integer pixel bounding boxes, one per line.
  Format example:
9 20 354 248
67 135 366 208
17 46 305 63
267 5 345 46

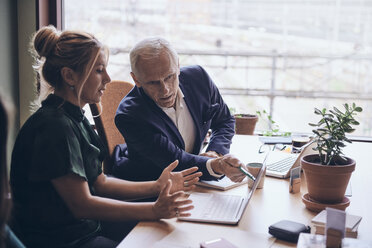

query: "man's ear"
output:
61 67 78 87
130 72 142 88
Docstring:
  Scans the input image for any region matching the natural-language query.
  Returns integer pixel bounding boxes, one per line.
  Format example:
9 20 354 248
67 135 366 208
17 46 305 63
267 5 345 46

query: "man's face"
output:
132 52 180 108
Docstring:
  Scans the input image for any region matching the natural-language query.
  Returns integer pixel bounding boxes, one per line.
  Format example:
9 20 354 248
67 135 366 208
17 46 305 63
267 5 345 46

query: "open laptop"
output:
265 140 316 178
178 156 267 225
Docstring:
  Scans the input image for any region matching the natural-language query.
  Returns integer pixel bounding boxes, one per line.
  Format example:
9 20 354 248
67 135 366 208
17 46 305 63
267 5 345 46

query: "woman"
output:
10 26 201 248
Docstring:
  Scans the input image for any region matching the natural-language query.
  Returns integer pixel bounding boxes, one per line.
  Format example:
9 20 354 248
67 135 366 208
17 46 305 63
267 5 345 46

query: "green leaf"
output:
355 107 363 112
329 110 337 115
345 128 356 133
333 107 343 115
308 123 319 127
312 130 321 136
314 108 322 115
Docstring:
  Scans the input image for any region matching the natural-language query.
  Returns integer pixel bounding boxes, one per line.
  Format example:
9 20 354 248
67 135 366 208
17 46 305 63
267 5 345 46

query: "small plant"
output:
229 107 236 115
256 110 291 137
309 103 363 165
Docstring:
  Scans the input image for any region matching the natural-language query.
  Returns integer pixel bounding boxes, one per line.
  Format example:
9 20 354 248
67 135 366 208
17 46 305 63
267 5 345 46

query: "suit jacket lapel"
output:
138 87 185 149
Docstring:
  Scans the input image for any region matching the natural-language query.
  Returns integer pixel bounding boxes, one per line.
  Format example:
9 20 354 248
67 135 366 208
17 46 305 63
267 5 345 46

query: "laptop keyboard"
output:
192 194 243 220
267 156 297 172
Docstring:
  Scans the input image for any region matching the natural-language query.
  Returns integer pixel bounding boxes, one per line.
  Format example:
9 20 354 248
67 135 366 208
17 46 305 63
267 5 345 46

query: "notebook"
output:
311 210 362 232
265 141 316 178
178 157 267 225
196 177 248 191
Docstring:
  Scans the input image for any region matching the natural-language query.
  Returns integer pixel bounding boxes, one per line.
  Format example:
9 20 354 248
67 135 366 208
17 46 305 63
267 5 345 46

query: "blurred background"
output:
63 0 372 136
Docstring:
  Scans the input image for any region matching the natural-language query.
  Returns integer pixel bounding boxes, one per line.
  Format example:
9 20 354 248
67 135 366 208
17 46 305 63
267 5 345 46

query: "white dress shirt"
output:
160 88 221 178
161 89 196 153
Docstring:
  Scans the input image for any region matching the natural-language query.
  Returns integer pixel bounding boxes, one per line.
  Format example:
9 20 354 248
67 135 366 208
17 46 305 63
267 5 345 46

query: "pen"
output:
225 161 256 181
239 166 256 181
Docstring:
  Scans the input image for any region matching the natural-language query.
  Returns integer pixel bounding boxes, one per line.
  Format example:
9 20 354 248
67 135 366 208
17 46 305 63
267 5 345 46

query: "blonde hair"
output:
31 25 107 104
129 37 178 77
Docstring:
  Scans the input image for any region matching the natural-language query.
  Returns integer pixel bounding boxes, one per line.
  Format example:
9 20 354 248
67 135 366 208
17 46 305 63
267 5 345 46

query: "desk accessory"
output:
238 166 256 181
297 233 372 248
291 136 310 153
326 228 343 248
311 209 362 238
289 167 301 194
258 136 292 144
325 208 346 247
301 194 350 212
268 220 310 243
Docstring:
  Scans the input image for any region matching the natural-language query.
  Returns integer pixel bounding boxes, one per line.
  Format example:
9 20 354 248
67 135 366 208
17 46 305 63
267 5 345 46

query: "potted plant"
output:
301 103 363 207
230 108 258 135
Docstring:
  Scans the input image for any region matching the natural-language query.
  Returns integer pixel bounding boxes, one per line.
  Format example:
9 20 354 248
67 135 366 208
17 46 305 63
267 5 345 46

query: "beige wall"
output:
0 0 36 169
17 0 37 126
0 0 19 168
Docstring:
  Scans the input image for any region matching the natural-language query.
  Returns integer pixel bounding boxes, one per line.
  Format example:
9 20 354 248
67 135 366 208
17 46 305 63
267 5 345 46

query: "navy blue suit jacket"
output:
113 65 235 181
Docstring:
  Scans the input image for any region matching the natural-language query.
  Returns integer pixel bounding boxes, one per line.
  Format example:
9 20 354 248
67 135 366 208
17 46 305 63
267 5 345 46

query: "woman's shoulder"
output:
21 105 78 137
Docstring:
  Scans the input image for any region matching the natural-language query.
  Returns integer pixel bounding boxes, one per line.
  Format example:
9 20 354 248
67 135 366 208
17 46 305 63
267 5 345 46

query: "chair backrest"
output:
90 80 134 174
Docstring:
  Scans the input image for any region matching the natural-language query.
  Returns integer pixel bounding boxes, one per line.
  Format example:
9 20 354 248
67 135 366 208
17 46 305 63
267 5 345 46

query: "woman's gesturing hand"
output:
157 160 202 194
153 179 194 219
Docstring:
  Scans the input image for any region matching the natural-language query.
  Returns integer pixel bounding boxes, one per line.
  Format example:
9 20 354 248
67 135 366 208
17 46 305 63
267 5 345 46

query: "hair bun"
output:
33 25 60 58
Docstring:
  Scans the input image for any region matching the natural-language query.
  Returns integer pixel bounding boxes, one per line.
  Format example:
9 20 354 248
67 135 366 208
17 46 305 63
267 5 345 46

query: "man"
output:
113 37 245 182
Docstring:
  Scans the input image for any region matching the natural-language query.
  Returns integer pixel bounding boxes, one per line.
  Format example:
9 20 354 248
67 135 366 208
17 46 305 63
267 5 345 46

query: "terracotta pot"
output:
301 154 355 204
234 114 258 135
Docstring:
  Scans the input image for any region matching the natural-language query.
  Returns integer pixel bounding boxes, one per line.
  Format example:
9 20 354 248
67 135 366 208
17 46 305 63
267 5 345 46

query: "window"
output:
64 0 372 137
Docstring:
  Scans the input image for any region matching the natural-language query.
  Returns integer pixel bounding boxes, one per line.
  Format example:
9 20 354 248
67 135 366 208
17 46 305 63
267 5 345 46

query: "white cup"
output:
247 162 266 189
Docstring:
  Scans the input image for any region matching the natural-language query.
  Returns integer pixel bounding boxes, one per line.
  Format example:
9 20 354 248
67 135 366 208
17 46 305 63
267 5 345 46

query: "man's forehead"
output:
137 55 178 80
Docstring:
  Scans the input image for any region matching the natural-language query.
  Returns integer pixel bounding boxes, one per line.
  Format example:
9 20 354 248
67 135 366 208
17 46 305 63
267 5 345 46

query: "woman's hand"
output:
153 180 194 219
157 160 202 194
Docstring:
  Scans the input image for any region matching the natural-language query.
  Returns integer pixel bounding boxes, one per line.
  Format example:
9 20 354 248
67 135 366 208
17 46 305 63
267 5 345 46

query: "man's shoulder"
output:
116 87 148 116
179 65 212 93
180 65 205 76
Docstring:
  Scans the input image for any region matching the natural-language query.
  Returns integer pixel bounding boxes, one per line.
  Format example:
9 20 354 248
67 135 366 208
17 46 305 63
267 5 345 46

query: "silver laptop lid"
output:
245 151 269 201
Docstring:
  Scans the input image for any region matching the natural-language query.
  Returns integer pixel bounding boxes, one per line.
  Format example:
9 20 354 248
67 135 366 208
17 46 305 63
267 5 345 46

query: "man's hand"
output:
199 151 221 158
210 154 246 182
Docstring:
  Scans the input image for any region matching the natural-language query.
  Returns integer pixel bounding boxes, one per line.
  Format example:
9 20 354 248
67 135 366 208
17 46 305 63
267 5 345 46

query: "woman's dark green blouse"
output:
10 94 106 248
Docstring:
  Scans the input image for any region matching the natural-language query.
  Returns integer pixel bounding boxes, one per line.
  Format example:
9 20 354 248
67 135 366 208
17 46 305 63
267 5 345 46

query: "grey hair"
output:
129 37 178 76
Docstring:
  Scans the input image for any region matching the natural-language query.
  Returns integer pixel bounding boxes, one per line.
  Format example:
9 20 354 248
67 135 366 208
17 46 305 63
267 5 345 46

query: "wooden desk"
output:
118 135 372 247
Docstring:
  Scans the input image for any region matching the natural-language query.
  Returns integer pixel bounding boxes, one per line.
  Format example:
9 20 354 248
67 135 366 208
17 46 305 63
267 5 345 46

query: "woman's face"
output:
80 50 111 106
